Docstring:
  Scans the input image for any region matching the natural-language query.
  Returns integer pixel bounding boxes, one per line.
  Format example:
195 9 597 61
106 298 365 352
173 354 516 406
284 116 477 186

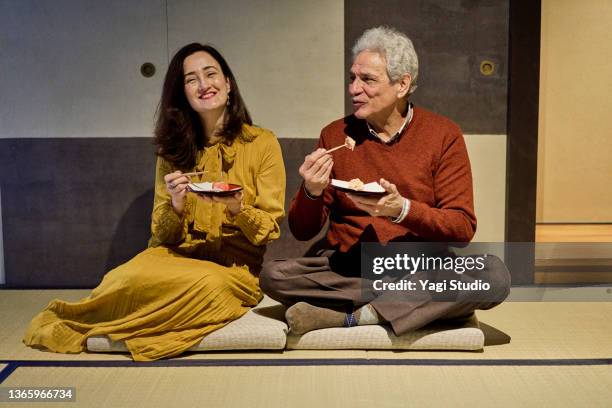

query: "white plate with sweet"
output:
331 178 386 197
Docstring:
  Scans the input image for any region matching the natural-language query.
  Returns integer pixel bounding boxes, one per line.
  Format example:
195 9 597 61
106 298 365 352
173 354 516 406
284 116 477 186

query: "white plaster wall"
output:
0 0 344 140
464 134 507 243
0 0 167 139
167 0 345 139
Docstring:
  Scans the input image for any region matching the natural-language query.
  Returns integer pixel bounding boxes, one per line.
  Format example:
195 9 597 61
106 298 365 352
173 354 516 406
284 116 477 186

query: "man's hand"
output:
299 148 333 197
347 178 405 218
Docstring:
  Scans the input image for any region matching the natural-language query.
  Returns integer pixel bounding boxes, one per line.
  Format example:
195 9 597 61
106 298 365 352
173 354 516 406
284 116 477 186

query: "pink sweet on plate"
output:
212 182 232 191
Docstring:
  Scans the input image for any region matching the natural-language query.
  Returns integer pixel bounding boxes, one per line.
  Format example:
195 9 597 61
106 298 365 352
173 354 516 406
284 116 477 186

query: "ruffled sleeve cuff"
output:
230 204 281 246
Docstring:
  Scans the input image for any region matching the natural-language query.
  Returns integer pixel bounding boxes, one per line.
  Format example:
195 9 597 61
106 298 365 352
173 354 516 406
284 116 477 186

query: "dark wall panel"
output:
345 0 508 134
0 139 157 287
0 138 323 288
505 0 541 284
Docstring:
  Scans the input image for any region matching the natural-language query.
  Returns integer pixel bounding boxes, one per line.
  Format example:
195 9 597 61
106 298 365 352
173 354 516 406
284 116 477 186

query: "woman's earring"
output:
226 93 230 107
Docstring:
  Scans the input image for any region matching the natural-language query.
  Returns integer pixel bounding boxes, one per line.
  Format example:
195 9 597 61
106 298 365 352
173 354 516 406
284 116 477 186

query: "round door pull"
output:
480 60 495 76
140 62 156 78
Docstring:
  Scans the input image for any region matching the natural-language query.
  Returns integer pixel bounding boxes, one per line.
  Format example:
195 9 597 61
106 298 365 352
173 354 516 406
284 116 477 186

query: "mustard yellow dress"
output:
23 125 286 361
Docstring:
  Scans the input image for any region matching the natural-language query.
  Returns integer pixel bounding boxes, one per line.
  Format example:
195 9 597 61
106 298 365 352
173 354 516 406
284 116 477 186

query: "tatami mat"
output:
2 365 610 408
1 290 611 361
366 301 612 360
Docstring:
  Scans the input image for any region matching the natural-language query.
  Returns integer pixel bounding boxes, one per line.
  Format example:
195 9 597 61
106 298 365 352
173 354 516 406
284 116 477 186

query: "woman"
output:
23 43 286 361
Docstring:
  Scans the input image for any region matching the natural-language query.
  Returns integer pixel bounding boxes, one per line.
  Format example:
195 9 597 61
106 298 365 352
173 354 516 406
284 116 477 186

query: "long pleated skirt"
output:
23 246 262 361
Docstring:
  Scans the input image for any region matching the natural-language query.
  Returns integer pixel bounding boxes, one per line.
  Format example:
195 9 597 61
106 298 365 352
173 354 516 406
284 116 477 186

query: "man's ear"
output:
397 74 412 98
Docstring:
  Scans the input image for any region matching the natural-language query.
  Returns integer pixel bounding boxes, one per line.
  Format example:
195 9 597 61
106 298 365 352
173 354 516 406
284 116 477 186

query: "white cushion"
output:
86 296 288 352
286 315 484 350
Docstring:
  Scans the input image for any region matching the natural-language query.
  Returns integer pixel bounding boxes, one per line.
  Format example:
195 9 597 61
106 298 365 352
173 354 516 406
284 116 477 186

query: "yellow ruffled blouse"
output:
149 124 286 273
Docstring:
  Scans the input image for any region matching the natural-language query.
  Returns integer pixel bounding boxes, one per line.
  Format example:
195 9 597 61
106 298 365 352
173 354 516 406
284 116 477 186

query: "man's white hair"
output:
352 26 419 95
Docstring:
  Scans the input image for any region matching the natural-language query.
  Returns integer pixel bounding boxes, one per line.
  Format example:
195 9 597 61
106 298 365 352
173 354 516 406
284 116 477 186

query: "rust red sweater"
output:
288 106 476 250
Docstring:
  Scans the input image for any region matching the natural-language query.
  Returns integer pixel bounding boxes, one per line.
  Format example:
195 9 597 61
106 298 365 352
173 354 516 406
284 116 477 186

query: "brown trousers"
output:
259 250 511 336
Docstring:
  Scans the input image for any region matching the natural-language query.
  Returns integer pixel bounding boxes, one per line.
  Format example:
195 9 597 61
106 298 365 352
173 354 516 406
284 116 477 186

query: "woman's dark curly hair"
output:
153 43 252 169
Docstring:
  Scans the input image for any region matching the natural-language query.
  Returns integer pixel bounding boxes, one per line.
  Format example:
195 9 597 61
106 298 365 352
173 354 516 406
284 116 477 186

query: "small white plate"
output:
331 179 386 196
187 182 243 196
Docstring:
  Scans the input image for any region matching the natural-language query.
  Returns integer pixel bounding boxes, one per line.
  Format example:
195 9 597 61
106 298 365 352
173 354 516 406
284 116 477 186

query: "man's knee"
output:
482 254 511 305
259 260 289 300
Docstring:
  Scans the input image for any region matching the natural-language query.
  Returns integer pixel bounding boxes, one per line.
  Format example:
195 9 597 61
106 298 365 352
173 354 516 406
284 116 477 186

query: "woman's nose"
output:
197 77 211 91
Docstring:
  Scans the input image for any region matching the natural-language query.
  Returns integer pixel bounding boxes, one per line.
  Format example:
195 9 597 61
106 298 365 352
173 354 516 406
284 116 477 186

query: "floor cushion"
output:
86 296 288 352
87 297 484 353
286 314 484 350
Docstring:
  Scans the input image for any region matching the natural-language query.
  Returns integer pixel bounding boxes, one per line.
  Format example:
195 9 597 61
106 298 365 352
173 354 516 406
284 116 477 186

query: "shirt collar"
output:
366 103 413 143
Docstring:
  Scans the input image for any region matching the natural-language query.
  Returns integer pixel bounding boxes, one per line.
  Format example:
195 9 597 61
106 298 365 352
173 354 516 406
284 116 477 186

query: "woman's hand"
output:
346 178 405 218
164 171 191 215
299 148 333 197
195 191 243 216
214 192 243 216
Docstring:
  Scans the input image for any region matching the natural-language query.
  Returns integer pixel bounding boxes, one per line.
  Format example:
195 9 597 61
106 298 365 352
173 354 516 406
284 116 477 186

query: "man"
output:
260 26 510 336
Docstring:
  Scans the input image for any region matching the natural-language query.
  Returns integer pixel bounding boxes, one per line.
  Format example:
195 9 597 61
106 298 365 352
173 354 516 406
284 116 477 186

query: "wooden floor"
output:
1 290 611 407
535 224 612 242
536 224 612 242
535 224 612 283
